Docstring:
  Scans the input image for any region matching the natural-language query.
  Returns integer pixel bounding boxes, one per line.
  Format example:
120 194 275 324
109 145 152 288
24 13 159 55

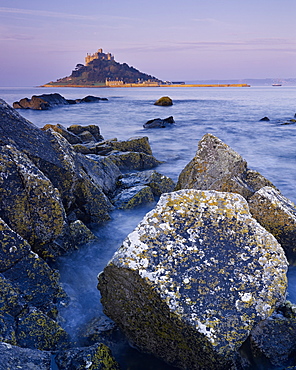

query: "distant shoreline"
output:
41 83 251 88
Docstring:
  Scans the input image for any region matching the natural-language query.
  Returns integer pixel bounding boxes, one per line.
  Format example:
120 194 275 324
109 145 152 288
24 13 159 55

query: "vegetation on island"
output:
44 50 162 87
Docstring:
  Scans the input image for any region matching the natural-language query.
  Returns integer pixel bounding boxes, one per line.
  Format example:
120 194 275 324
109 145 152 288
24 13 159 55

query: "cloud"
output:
0 33 34 41
0 7 99 21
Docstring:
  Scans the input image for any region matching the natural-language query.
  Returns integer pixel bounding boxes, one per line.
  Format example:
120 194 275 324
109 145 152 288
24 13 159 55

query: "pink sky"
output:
0 0 296 86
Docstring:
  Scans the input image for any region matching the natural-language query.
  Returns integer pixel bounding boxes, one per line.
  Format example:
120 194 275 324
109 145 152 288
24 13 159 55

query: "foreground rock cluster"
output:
1 98 296 369
99 133 296 369
0 98 173 368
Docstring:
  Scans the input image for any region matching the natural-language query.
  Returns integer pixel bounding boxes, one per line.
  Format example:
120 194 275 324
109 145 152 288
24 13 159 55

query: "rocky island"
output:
1 99 296 369
42 48 250 88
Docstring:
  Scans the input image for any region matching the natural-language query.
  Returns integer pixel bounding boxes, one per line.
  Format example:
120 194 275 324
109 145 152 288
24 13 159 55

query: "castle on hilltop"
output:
85 48 114 65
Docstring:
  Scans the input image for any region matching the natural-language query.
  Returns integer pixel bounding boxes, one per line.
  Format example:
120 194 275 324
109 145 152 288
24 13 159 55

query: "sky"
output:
0 0 296 86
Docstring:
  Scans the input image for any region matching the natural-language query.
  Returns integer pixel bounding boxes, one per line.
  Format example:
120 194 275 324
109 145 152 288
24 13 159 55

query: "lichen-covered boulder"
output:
98 189 288 369
55 343 120 370
107 151 162 171
112 185 155 209
0 342 51 370
154 96 173 106
0 144 68 258
248 186 296 263
16 308 69 351
176 133 275 199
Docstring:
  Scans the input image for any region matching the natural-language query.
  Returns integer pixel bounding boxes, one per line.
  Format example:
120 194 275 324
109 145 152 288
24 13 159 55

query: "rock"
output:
259 116 270 121
107 151 162 171
105 136 153 155
176 133 275 199
282 119 296 125
55 342 120 370
13 93 70 110
0 99 113 242
249 304 296 368
79 316 117 345
144 116 175 128
42 124 82 144
69 220 98 246
16 307 69 351
78 95 108 103
248 186 296 263
112 185 155 209
67 124 104 143
2 251 67 315
13 94 108 110
154 96 173 106
82 155 122 196
98 189 288 369
0 144 68 257
117 170 175 197
0 342 51 370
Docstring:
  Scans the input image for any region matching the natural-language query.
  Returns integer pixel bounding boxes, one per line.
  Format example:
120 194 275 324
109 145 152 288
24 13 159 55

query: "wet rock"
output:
67 124 104 143
154 96 173 106
248 186 296 263
0 342 51 370
98 189 287 369
144 116 175 128
259 116 270 121
13 94 108 110
117 170 175 197
55 342 119 370
282 119 296 125
249 304 296 368
176 133 275 199
112 185 155 209
42 124 82 144
16 308 69 351
78 95 108 103
13 93 70 110
107 151 162 171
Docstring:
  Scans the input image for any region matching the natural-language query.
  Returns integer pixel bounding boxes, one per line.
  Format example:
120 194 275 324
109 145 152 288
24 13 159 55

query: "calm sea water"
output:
1 86 296 369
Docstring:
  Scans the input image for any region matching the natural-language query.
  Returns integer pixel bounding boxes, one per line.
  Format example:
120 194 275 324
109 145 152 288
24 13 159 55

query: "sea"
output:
1 85 296 369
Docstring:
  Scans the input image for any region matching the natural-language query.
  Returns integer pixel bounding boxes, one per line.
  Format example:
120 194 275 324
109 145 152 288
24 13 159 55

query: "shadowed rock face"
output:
98 189 288 369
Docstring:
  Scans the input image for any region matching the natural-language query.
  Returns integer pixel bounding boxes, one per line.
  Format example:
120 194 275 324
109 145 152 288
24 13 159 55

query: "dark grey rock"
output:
0 342 51 370
144 116 175 128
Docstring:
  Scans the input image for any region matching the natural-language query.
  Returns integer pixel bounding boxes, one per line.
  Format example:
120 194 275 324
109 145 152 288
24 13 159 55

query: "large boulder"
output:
176 133 275 199
107 151 162 171
98 189 288 369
